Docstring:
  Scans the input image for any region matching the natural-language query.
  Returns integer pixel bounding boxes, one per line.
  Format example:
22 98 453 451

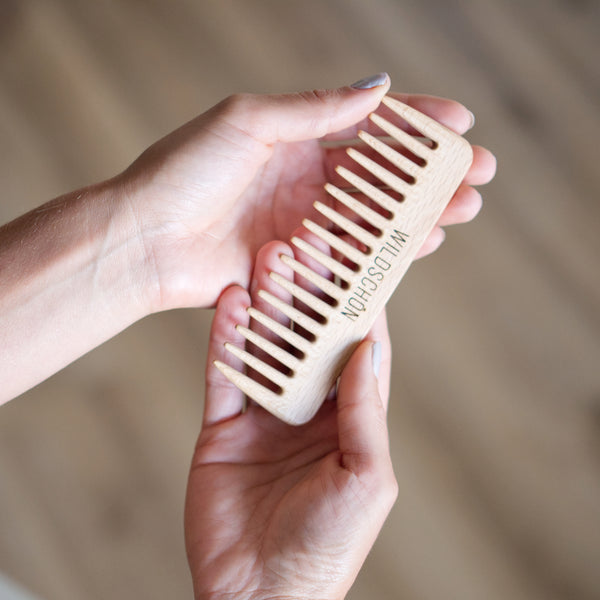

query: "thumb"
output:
222 73 390 144
336 340 392 476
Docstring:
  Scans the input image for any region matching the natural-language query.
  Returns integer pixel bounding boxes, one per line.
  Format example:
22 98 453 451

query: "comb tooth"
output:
257 289 322 336
291 236 356 283
235 325 300 371
347 148 413 195
302 218 367 266
247 307 311 353
269 271 335 317
357 130 422 179
324 183 391 232
381 96 448 143
334 167 398 212
214 359 283 407
369 112 435 160
315 197 386 240
224 343 289 388
279 254 344 302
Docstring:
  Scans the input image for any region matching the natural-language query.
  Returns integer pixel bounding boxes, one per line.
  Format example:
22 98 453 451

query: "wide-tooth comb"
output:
215 96 474 425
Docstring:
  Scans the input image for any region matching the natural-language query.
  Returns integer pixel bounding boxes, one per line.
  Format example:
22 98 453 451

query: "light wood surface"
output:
1 1 599 599
217 97 474 424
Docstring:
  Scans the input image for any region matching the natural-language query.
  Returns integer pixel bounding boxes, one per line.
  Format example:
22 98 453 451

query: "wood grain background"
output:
0 1 599 599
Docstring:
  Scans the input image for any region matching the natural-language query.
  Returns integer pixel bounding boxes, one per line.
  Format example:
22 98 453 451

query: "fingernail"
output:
467 110 475 129
372 341 382 378
350 72 388 90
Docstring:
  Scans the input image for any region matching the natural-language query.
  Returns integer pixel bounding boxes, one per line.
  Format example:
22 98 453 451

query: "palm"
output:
231 139 329 259
198 139 331 306
135 133 330 309
185 402 360 598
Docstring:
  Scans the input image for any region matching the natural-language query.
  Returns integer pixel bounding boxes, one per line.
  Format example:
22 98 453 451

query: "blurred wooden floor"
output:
1 1 599 599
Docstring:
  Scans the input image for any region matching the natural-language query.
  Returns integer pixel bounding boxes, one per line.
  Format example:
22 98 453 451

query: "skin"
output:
0 75 496 597
0 77 495 401
186 281 395 600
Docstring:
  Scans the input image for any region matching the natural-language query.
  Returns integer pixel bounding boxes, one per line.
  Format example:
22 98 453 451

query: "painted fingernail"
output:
350 72 389 89
372 341 382 379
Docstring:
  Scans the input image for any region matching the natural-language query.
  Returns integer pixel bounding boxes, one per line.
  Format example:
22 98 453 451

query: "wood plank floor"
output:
1 1 599 598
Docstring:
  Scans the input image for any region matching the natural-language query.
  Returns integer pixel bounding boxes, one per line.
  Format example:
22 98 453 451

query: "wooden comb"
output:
215 96 473 425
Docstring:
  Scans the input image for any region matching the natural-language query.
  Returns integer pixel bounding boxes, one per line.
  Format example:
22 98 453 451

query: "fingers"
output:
203 285 251 427
437 184 483 227
464 145 497 185
415 227 446 259
250 240 295 333
336 339 393 476
216 75 390 144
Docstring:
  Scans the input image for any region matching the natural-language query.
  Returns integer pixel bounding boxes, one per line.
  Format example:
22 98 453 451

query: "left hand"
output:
184 278 395 600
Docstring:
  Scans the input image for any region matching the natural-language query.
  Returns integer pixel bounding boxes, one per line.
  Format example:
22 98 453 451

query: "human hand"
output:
184 253 396 600
0 74 495 404
122 75 495 312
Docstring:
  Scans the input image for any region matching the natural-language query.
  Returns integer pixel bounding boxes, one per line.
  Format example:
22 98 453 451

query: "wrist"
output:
0 177 157 401
201 594 341 600
81 176 159 320
197 584 344 600
115 166 209 314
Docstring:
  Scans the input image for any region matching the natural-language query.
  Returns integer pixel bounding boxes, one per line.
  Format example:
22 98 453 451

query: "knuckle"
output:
215 93 270 143
298 89 335 138
215 93 259 126
299 88 331 104
384 472 399 506
356 464 398 515
370 467 398 510
220 92 252 112
465 187 483 220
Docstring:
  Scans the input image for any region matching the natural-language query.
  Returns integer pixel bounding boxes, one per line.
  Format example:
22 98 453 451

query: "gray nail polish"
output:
351 72 388 90
372 341 382 378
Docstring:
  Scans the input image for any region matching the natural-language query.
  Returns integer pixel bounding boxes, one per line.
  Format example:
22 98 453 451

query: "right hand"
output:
120 78 495 312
